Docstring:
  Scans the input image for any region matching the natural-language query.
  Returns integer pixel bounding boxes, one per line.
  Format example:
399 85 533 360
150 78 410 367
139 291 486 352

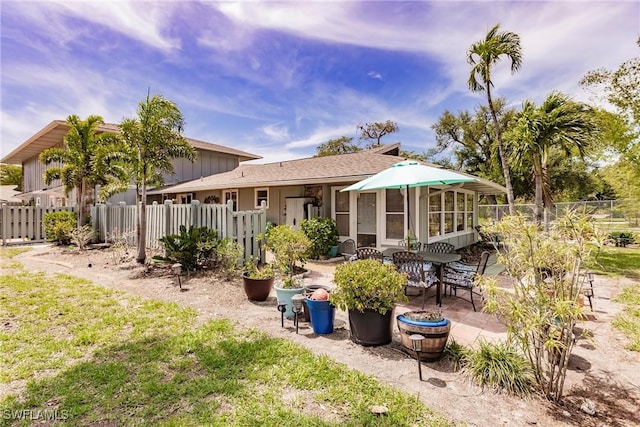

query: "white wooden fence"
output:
1 201 266 261
0 204 74 245
91 200 267 261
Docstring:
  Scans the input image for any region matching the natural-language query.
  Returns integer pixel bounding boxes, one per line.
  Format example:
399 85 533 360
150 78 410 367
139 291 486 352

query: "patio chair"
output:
424 242 455 253
355 247 384 262
338 239 356 261
442 251 490 311
392 251 438 309
398 238 421 251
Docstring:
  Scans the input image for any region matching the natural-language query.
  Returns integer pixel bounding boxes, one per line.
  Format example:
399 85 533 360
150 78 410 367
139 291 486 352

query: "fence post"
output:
1 203 7 246
164 200 173 238
191 200 200 227
226 199 234 240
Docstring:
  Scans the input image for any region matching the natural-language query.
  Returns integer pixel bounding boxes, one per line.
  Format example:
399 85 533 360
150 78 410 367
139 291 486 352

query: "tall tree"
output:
508 92 598 228
0 164 22 191
581 38 640 199
39 115 118 227
119 94 196 264
429 101 524 202
468 23 523 214
357 120 399 148
315 136 362 157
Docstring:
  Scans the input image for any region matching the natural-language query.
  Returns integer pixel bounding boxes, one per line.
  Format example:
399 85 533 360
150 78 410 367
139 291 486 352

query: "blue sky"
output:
1 1 638 164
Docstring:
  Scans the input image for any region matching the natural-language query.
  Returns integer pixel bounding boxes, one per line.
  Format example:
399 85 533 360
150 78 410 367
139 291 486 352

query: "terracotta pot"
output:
242 273 275 301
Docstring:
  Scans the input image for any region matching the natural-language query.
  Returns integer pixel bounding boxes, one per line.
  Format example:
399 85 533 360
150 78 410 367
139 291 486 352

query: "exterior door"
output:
286 198 306 230
357 192 377 247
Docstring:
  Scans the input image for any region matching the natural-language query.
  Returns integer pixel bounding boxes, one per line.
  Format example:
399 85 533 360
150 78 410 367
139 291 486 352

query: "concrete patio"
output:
304 253 508 348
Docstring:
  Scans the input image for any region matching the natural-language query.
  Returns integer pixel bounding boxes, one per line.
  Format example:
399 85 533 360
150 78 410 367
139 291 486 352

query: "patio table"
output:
382 248 461 305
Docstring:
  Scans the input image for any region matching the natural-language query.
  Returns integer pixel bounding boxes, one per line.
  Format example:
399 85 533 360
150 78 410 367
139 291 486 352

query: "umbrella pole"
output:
406 185 410 251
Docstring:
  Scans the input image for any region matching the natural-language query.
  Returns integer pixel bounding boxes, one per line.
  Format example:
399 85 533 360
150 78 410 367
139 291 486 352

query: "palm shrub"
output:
154 225 218 272
480 212 606 401
43 211 77 245
463 339 532 396
443 339 470 371
300 217 339 259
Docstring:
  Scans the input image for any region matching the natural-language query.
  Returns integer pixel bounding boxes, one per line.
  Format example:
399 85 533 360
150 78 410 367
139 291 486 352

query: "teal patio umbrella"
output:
341 160 477 249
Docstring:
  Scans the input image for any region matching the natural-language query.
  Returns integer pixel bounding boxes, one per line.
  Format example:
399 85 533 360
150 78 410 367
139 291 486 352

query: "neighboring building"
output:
0 185 22 205
152 144 506 250
0 120 261 207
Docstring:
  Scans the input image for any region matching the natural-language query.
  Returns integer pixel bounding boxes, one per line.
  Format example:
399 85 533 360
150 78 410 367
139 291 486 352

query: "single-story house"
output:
151 144 506 250
1 120 261 207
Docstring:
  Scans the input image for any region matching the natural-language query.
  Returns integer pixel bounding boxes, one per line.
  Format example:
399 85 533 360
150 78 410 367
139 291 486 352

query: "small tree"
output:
262 225 310 284
357 120 399 148
480 212 606 401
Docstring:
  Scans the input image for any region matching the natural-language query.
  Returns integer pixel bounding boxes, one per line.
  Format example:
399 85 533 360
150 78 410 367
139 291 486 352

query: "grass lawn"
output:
588 246 640 280
586 245 640 352
0 249 452 427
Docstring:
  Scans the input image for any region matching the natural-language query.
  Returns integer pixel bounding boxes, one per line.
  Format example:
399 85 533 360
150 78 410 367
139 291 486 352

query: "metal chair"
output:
442 251 490 311
355 247 384 262
392 251 438 309
424 242 455 253
338 239 356 261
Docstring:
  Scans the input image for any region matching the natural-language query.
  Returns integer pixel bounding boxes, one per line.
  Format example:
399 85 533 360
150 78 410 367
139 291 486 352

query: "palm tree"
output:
39 115 118 227
468 23 523 214
509 92 598 228
119 94 196 264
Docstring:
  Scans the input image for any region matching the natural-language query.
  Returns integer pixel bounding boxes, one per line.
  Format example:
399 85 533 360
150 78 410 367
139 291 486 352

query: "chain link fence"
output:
479 199 640 231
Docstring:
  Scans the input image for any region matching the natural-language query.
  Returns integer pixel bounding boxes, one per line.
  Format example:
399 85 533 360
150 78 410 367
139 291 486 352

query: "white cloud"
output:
3 1 180 52
367 71 383 80
261 123 290 140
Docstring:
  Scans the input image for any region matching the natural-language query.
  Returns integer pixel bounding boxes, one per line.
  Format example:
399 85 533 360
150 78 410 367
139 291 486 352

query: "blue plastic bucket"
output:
305 297 335 334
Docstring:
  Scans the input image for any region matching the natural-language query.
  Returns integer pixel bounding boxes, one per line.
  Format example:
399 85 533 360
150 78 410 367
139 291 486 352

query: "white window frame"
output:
331 186 352 240
254 187 269 209
427 189 475 242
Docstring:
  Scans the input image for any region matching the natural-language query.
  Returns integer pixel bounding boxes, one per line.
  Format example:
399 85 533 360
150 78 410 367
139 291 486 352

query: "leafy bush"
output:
300 217 339 259
262 225 310 280
216 238 243 279
463 340 532 396
154 225 218 273
331 259 408 314
43 211 77 245
609 231 636 246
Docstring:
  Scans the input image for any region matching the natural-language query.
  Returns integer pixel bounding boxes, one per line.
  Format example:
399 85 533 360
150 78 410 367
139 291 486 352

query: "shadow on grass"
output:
549 372 640 427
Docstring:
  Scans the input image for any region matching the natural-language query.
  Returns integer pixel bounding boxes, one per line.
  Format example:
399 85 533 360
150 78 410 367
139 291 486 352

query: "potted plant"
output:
300 217 339 259
263 225 311 319
396 309 451 361
242 257 275 301
331 259 408 346
306 288 335 334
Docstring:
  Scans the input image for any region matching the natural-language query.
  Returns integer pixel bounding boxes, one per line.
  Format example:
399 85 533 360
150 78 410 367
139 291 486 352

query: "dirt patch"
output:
12 244 640 426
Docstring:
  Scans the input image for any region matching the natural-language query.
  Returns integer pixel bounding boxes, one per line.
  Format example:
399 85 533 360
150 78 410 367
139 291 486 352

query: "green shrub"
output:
43 211 77 245
216 238 243 279
443 339 470 371
154 225 218 273
609 231 636 246
262 224 310 280
300 217 339 259
463 340 532 396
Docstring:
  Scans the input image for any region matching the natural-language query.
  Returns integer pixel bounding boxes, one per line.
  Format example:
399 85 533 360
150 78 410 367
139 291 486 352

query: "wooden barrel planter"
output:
396 312 451 361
